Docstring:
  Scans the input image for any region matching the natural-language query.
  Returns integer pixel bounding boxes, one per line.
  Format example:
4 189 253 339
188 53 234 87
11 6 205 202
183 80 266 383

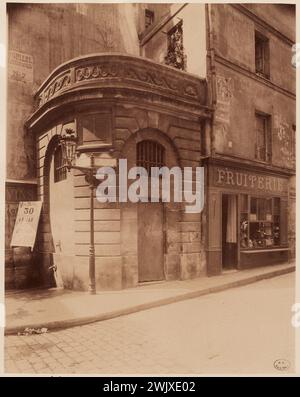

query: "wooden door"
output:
222 194 238 269
138 202 164 282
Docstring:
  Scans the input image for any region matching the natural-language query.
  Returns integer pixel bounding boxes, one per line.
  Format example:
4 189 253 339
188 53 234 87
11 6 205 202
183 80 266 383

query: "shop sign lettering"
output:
214 167 287 194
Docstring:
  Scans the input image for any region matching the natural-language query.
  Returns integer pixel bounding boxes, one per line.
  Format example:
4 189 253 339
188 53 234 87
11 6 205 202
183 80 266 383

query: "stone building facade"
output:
205 4 295 274
6 3 295 290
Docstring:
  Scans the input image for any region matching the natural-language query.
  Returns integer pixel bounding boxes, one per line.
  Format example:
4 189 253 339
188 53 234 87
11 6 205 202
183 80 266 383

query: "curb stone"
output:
5 264 295 335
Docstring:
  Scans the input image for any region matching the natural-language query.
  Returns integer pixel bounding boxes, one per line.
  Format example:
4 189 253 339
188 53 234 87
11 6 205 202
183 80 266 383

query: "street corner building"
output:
5 3 296 292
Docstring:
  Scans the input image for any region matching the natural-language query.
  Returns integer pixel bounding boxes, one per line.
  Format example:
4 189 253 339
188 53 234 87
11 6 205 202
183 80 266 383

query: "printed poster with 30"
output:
10 201 42 250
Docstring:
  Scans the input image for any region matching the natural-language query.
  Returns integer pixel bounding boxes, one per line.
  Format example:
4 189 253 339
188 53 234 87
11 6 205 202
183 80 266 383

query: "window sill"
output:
76 143 113 152
253 158 272 165
255 72 270 81
240 247 289 254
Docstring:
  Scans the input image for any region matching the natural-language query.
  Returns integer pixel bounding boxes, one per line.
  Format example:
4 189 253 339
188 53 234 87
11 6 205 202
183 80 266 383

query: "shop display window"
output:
240 195 281 249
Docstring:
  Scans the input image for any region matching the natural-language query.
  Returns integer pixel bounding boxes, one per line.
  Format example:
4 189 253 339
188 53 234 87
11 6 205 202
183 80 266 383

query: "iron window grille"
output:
164 20 186 71
137 140 165 174
54 145 67 183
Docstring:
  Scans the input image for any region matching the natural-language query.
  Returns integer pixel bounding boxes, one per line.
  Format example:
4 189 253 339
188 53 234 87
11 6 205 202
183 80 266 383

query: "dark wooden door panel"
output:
138 202 164 282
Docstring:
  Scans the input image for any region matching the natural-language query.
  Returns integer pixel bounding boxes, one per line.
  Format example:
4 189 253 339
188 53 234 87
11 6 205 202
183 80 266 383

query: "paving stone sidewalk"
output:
5 262 295 335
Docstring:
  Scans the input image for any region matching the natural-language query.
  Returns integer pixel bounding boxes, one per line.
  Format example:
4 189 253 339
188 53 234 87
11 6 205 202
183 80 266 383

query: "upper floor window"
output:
137 140 165 173
54 145 67 183
255 31 270 78
255 112 272 163
78 112 112 146
145 9 154 29
164 20 186 71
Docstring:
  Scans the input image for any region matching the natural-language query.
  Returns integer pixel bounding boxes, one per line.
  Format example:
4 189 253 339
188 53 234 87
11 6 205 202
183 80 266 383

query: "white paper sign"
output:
8 50 34 84
10 201 42 250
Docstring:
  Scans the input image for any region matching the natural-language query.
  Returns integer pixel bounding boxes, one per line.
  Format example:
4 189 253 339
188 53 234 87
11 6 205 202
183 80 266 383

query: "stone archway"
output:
40 134 76 288
120 128 183 286
39 135 59 287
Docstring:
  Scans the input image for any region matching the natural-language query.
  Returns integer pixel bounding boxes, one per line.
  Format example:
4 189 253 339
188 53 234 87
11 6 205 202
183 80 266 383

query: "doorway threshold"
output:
222 269 239 274
138 280 166 287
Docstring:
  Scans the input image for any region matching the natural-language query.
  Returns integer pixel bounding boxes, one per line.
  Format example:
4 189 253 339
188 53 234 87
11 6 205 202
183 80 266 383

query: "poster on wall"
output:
10 201 42 250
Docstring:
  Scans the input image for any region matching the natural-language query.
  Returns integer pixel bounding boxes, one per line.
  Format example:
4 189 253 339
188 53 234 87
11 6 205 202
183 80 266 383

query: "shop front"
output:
206 160 290 275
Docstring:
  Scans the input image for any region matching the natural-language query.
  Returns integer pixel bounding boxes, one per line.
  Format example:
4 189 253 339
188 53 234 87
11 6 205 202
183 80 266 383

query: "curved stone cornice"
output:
27 53 208 128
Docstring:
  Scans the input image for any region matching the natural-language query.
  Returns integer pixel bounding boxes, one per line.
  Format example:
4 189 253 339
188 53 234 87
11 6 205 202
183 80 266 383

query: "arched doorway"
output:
137 140 165 282
43 137 76 288
49 144 75 256
120 128 182 286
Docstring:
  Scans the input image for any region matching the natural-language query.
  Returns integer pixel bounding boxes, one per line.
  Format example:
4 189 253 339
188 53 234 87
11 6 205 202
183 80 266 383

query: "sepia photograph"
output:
1 0 298 379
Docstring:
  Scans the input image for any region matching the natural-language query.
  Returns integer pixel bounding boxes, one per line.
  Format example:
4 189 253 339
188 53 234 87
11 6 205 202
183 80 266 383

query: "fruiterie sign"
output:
212 166 288 194
10 201 42 250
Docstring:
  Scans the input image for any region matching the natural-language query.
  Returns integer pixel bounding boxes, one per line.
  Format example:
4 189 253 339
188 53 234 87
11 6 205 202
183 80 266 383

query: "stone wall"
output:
207 4 296 267
140 3 207 78
34 102 207 291
7 3 141 181
210 4 295 168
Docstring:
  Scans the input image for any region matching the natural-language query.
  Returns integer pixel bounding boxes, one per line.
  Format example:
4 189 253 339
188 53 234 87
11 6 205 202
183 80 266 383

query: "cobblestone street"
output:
5 273 295 375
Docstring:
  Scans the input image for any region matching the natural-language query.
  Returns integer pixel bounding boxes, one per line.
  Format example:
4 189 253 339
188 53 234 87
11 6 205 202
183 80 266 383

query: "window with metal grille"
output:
145 9 154 29
54 145 67 183
164 20 186 71
137 140 165 173
255 113 271 162
255 31 270 78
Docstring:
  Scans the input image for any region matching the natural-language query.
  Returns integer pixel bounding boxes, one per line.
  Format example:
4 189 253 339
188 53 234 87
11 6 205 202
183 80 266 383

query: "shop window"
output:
255 113 271 162
137 140 165 173
255 31 270 78
145 9 154 29
54 145 67 183
164 20 186 71
240 195 282 249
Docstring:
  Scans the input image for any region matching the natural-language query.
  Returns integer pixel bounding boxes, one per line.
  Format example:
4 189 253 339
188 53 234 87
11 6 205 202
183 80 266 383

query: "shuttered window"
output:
255 113 271 162
255 31 270 78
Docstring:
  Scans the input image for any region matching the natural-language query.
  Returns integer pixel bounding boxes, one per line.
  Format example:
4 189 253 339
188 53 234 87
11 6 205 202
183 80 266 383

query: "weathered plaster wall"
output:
243 4 295 42
212 4 295 94
7 3 141 180
141 3 207 78
211 4 296 170
213 65 295 169
210 3 296 263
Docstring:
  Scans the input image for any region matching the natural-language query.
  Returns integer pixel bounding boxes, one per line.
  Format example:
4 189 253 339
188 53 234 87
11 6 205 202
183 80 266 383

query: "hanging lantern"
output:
60 128 78 169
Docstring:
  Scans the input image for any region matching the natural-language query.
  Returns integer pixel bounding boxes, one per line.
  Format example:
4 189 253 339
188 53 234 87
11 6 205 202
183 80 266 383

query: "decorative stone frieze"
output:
35 54 207 110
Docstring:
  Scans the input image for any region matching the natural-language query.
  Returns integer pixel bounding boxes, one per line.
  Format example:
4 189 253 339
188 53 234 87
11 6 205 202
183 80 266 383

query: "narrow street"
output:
5 273 295 375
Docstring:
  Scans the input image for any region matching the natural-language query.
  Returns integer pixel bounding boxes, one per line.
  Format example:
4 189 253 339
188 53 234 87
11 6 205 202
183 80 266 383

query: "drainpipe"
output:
205 3 217 157
202 4 218 266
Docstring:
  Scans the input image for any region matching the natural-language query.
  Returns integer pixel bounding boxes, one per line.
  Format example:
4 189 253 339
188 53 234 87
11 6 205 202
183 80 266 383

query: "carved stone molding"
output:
35 54 207 110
